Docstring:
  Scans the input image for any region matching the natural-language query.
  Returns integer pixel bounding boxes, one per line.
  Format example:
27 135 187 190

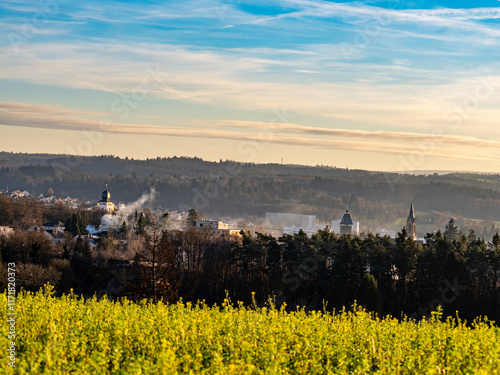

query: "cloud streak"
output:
1 40 498 137
2 102 500 163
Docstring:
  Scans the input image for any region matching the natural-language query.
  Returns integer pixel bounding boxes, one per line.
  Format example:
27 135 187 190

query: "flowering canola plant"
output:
1 287 500 374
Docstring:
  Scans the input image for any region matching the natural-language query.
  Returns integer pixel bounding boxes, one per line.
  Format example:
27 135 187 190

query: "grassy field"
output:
2 288 500 374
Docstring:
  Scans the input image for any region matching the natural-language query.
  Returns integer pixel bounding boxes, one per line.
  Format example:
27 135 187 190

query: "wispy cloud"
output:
2 102 500 163
1 39 498 136
255 1 500 42
0 102 108 117
277 1 500 23
2 0 500 170
201 119 500 149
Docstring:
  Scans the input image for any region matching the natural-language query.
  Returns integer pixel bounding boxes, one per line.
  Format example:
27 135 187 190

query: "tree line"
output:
1 201 499 323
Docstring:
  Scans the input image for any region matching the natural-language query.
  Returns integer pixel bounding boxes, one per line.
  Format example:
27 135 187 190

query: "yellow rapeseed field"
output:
2 287 500 374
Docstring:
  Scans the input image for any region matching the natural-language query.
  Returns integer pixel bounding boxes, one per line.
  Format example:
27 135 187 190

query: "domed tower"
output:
97 185 115 213
102 189 110 201
340 209 353 235
407 199 416 240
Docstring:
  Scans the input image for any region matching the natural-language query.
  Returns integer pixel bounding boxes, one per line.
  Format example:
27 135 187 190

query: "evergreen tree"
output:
135 213 147 236
444 219 459 241
65 212 88 236
467 229 477 244
358 273 382 314
120 221 128 234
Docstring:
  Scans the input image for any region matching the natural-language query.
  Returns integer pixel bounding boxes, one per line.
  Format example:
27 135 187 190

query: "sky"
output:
0 0 500 172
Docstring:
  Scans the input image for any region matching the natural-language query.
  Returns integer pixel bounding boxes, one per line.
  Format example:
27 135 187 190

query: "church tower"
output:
97 185 115 213
340 209 353 235
407 199 416 240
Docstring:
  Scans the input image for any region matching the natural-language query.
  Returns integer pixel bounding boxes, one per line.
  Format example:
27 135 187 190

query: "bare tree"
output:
129 217 179 302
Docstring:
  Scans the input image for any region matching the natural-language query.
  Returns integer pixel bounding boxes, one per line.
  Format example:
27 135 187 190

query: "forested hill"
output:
1 152 500 236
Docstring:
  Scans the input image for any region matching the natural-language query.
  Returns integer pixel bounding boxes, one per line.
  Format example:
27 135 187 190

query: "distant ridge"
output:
2 151 500 235
390 170 500 176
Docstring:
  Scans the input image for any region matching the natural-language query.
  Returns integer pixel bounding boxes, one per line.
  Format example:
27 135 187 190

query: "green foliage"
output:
134 213 147 236
119 221 128 234
444 218 460 241
2 291 500 374
358 273 382 314
65 212 88 236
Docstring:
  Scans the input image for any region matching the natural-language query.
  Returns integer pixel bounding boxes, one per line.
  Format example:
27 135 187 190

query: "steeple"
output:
341 209 353 226
98 184 114 212
407 198 416 240
340 208 354 235
408 198 415 220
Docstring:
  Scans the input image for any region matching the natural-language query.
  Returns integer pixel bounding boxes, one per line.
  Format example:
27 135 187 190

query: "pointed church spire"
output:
408 197 415 220
407 198 416 240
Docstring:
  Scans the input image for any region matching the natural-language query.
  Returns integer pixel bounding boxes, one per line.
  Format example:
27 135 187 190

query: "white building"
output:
43 221 65 236
265 212 316 229
97 186 115 213
194 220 241 237
195 220 229 230
1 189 26 199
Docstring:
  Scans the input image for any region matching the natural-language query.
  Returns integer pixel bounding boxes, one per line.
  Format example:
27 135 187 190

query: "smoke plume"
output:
101 188 157 229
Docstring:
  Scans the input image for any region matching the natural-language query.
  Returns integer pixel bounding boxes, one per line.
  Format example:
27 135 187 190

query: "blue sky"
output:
0 0 500 172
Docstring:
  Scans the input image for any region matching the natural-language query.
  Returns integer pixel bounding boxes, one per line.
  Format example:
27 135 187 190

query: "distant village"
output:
0 185 420 243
